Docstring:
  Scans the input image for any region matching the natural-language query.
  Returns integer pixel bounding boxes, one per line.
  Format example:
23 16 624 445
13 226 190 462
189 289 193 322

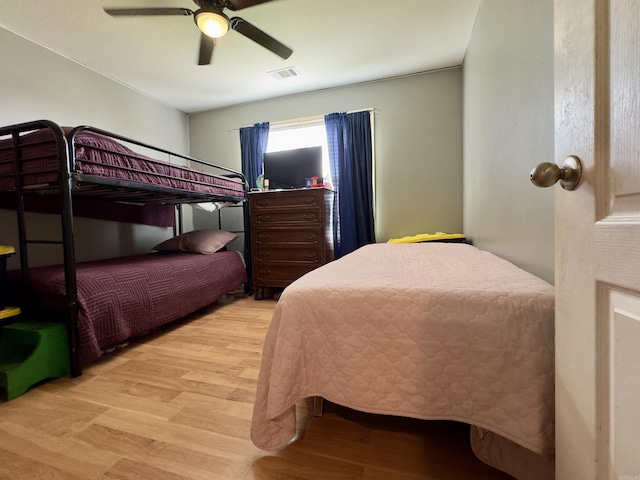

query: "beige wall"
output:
189 69 464 242
463 0 555 283
0 28 190 267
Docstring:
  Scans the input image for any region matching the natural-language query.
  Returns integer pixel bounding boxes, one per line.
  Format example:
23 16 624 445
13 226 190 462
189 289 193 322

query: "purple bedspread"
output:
0 127 245 198
24 251 247 367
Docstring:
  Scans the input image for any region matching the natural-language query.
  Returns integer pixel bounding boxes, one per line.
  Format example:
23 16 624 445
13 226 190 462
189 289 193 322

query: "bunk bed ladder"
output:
9 120 81 378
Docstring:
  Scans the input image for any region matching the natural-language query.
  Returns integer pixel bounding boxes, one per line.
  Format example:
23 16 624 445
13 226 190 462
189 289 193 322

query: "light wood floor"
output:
0 295 514 480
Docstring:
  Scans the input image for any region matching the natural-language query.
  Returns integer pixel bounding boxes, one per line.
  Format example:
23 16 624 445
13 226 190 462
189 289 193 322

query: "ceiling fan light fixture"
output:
195 10 229 38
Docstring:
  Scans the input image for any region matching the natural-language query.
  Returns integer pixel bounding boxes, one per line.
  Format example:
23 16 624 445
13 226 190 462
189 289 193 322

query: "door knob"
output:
530 155 582 191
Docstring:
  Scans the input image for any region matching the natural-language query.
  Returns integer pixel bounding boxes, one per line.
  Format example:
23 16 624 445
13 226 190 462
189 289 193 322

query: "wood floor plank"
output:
0 388 109 435
102 457 193 480
246 448 365 480
43 376 182 420
0 420 119 479
92 408 262 463
0 296 515 479
83 375 182 403
80 424 253 480
0 448 86 480
181 367 258 391
169 391 254 415
226 385 263 404
133 347 255 374
101 363 242 403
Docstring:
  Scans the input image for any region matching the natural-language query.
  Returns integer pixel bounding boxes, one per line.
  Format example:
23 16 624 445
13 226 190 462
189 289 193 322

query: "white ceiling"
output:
0 0 481 114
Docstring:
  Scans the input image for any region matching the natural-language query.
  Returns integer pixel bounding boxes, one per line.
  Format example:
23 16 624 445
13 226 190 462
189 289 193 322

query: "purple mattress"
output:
23 251 247 367
0 127 244 199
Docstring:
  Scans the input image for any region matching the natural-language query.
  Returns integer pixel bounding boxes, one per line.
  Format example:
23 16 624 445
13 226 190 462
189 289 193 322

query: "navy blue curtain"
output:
239 122 270 189
239 122 269 292
325 111 375 258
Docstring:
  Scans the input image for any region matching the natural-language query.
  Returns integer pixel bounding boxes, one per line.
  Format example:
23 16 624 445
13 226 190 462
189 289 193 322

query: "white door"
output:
555 0 640 479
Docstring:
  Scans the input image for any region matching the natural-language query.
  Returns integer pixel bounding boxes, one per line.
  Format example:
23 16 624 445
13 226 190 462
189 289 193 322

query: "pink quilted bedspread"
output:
251 243 555 456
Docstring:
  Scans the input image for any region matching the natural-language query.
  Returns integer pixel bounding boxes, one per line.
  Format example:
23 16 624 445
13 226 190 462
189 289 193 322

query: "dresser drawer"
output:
254 264 317 286
253 245 322 265
250 190 322 210
252 210 321 226
254 229 323 245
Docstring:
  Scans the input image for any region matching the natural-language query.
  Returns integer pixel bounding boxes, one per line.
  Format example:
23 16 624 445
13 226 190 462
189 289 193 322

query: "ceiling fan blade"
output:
104 7 193 16
224 0 275 11
198 33 215 65
230 17 292 59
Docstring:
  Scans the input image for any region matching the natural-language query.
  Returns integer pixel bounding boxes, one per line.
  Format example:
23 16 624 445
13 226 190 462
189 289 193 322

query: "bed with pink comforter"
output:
251 243 555 480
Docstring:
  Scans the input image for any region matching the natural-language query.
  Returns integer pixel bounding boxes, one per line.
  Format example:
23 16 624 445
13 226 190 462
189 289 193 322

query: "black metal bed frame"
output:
0 119 250 376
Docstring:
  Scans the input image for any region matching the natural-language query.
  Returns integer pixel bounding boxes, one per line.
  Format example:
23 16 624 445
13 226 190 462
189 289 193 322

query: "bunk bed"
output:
0 119 249 376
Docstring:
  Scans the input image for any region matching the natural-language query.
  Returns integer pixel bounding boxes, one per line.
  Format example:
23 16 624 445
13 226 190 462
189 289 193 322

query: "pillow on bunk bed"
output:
152 230 238 254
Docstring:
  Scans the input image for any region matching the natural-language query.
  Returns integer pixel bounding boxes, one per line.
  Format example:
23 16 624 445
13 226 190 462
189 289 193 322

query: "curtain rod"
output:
227 107 380 132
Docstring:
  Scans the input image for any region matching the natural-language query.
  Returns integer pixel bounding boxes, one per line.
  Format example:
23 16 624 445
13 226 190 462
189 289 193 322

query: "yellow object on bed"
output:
387 232 466 243
0 246 16 256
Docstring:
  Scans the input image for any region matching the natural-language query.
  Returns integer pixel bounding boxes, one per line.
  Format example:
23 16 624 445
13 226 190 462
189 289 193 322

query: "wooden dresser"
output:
248 188 334 299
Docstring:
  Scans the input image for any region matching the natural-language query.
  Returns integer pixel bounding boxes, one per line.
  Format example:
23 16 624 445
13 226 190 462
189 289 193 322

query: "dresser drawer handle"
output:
304 233 317 240
304 214 317 220
257 214 270 222
257 199 270 207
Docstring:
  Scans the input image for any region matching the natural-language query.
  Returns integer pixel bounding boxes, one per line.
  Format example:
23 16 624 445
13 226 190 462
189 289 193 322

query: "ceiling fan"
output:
103 0 293 65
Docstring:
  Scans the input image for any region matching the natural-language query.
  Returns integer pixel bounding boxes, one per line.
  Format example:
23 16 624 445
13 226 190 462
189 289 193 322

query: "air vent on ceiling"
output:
269 67 299 80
